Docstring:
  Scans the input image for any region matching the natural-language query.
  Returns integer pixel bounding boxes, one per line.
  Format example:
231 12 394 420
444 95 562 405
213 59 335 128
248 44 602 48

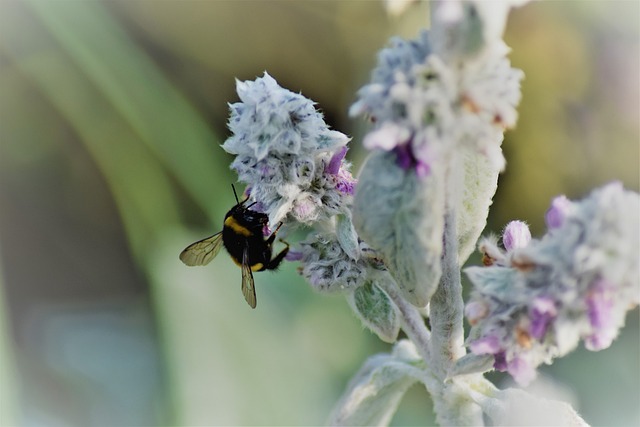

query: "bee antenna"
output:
231 184 240 205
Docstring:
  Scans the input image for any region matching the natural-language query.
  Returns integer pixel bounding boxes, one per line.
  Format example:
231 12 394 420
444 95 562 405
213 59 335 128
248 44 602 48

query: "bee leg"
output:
265 222 284 245
264 240 289 271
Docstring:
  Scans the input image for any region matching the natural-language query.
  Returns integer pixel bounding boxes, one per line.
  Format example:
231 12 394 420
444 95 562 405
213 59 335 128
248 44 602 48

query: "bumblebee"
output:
179 185 289 308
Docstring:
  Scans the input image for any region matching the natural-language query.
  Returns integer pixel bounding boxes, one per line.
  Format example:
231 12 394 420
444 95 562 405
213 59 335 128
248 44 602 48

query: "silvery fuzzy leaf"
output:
316 130 351 152
431 1 486 60
477 388 589 426
347 278 400 343
431 0 529 62
353 150 445 307
328 341 423 426
464 266 524 300
447 353 495 379
336 212 361 261
457 146 500 264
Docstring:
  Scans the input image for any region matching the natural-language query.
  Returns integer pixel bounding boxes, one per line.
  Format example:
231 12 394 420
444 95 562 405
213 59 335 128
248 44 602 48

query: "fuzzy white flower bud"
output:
502 220 531 251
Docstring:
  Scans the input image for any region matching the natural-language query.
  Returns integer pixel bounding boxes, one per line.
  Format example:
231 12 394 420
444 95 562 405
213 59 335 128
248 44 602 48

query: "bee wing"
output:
179 232 224 266
241 246 257 309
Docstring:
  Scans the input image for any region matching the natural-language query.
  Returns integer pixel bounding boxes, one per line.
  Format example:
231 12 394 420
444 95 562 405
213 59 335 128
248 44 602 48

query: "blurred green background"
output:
0 1 637 426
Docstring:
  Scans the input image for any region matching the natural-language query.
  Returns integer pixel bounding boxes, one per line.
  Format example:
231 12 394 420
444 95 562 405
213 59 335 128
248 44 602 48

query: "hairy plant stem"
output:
382 158 474 425
431 160 479 426
381 276 442 395
430 161 466 380
383 282 431 361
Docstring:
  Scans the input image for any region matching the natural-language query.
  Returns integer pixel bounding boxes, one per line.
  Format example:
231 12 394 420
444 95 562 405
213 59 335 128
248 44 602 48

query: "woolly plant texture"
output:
213 1 638 425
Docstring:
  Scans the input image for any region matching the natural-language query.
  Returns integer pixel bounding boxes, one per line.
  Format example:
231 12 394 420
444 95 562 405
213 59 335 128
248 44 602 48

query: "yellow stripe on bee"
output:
230 257 263 272
224 216 252 237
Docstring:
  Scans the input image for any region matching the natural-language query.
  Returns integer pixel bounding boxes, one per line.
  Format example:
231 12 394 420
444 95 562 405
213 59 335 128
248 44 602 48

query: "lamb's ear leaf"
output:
472 387 589 427
353 151 444 308
447 353 495 379
328 341 423 426
347 278 400 343
456 147 500 264
336 212 360 261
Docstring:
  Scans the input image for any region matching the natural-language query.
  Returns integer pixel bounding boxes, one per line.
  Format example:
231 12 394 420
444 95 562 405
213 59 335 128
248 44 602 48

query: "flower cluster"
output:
296 232 367 293
350 28 523 175
465 183 640 385
222 72 356 227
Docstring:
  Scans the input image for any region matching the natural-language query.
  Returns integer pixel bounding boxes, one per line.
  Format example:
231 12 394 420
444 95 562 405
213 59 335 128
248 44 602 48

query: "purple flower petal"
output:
507 356 537 386
469 335 501 355
585 330 617 351
493 351 508 371
416 160 431 177
529 296 557 340
585 279 616 350
586 279 613 330
335 169 357 195
326 146 348 175
394 143 416 170
285 250 304 261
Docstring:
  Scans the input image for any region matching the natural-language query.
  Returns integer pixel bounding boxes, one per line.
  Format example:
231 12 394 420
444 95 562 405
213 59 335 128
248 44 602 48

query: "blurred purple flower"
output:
469 335 501 355
529 296 557 340
465 183 639 386
585 279 616 350
545 195 573 229
507 357 536 386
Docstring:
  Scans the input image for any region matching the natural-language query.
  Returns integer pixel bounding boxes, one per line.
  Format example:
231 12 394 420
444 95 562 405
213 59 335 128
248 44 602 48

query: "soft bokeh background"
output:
0 1 638 426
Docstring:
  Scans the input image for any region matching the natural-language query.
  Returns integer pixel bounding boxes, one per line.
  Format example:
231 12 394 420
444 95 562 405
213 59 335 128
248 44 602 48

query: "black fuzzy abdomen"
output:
222 212 272 270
